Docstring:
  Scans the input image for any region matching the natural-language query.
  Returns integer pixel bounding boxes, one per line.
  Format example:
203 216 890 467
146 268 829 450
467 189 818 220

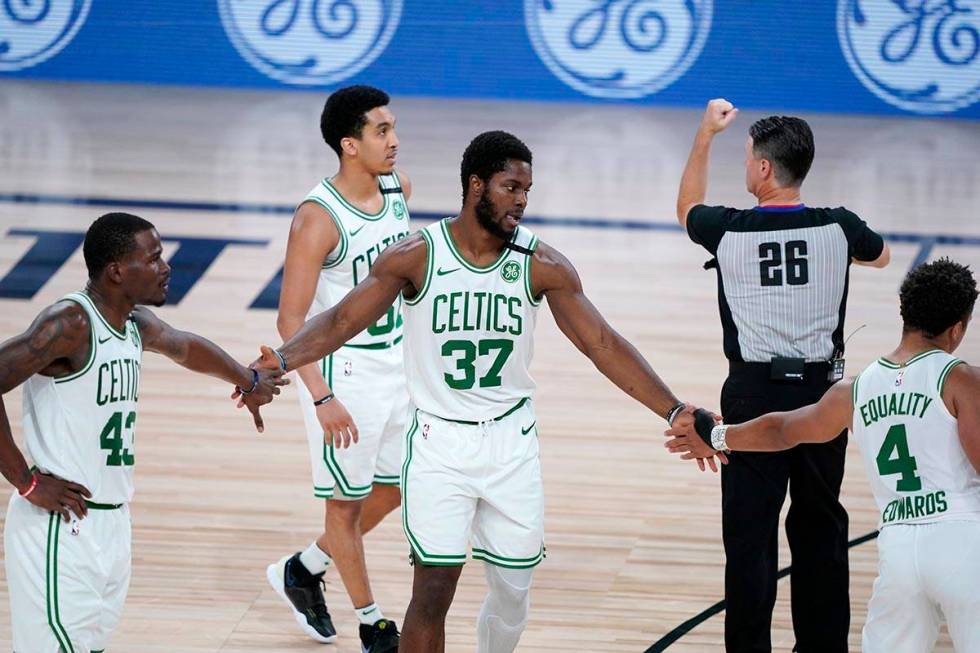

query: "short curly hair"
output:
320 85 390 157
460 131 532 201
83 212 156 280
900 258 978 337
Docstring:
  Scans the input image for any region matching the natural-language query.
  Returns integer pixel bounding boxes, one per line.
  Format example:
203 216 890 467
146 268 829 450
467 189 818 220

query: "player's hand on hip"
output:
26 472 92 521
318 398 359 449
700 98 738 135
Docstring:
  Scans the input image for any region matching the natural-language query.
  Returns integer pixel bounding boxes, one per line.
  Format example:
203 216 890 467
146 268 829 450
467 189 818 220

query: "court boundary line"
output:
643 530 880 652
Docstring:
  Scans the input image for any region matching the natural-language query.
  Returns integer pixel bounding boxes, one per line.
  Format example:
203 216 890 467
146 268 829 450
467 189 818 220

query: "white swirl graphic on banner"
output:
838 0 980 113
0 0 91 71
218 0 402 86
524 0 712 99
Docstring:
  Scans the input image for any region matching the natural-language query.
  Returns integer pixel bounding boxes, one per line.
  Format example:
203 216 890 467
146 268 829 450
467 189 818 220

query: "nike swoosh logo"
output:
97 336 112 345
436 267 460 276
521 422 536 436
349 225 365 237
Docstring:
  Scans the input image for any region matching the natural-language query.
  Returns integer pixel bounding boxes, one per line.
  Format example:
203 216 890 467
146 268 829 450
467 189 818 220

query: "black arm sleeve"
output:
686 204 734 256
834 208 884 261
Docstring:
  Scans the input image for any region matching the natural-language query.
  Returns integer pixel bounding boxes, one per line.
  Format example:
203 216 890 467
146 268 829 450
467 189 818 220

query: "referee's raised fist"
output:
700 98 738 134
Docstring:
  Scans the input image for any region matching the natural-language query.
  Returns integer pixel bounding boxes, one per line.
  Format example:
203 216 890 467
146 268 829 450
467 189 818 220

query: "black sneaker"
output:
266 553 337 643
359 619 400 653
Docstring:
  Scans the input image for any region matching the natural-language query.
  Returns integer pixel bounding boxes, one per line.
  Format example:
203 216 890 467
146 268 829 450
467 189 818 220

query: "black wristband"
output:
666 402 686 425
273 349 288 371
313 393 335 406
692 408 715 447
237 368 259 395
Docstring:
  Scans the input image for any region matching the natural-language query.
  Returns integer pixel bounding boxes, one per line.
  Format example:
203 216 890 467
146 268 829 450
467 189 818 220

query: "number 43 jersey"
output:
22 292 142 505
851 350 980 529
403 219 540 422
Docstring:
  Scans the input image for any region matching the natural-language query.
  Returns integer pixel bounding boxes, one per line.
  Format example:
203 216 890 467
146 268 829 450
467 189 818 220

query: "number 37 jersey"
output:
22 292 142 504
402 219 540 422
851 350 980 528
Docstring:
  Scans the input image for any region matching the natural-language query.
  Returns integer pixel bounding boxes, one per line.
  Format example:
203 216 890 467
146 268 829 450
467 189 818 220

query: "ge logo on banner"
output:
524 0 712 99
838 0 980 114
0 0 91 71
218 0 403 86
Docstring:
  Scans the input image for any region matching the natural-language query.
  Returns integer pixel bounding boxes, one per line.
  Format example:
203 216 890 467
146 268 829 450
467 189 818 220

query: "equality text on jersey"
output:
858 391 934 428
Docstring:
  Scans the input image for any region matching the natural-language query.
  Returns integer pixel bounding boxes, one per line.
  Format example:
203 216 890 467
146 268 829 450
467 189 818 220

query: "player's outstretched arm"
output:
532 241 683 420
944 363 980 474
0 301 94 519
269 233 427 373
676 98 738 227
664 380 854 459
131 307 288 432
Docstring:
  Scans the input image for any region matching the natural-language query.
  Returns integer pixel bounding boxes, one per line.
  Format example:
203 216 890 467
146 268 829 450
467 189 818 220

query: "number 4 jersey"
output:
852 349 980 528
22 291 142 504
403 219 540 422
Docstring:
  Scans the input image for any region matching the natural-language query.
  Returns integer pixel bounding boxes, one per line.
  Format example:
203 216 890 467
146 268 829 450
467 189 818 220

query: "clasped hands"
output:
668 404 728 472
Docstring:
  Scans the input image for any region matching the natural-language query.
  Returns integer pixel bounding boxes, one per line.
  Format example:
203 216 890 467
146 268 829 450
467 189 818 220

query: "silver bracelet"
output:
710 424 730 451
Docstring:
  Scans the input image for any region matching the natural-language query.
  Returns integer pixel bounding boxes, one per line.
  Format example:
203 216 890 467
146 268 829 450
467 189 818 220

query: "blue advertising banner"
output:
1 0 978 117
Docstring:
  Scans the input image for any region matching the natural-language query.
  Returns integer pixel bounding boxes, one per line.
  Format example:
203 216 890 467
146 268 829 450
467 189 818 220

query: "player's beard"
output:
475 188 513 242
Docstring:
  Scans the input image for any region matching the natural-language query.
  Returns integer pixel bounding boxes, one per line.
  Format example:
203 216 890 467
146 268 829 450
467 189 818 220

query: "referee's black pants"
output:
720 362 849 653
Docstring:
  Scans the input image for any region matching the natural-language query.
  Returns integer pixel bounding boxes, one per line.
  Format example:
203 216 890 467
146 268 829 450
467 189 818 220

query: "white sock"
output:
356 603 384 626
298 541 331 575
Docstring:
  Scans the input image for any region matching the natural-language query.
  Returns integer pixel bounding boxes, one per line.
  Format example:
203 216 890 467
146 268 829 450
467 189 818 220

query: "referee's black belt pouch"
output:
770 357 805 383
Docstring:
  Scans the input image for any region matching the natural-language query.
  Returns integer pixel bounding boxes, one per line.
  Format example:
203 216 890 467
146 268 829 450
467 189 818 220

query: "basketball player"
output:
665 258 980 653
0 212 286 653
252 131 718 652
263 85 409 652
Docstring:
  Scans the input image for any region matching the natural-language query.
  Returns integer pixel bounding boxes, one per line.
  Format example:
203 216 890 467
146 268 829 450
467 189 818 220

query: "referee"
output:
676 99 890 653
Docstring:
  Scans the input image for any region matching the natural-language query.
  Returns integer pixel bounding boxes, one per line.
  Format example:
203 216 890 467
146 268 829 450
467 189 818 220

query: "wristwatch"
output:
710 424 730 451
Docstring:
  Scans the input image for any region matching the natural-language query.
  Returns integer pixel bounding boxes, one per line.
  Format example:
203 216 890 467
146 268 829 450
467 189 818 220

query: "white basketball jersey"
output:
851 349 980 528
302 173 411 348
22 291 142 504
403 219 540 422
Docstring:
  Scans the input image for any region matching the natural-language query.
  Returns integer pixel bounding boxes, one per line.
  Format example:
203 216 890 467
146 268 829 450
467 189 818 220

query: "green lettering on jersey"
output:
881 490 947 524
96 359 141 406
431 292 523 336
858 392 933 427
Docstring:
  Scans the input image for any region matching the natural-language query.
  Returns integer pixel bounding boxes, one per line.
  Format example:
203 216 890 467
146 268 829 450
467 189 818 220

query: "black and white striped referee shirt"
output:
687 204 885 363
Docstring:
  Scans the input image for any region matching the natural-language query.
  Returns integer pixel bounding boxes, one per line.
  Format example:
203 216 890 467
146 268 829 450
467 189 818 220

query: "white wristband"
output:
710 424 730 451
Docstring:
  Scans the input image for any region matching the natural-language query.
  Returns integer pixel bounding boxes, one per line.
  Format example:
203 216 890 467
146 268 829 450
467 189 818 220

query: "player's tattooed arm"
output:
132 307 288 431
530 241 684 420
270 233 427 372
0 302 93 515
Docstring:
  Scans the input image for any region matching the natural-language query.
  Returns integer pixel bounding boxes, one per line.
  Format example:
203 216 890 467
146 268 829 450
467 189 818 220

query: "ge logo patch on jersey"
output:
0 0 91 71
523 0 712 99
501 260 522 284
217 0 403 86
837 0 980 114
